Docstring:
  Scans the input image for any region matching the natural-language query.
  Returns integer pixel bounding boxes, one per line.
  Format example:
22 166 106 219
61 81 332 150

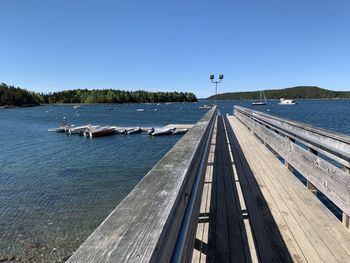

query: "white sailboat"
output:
252 90 267 105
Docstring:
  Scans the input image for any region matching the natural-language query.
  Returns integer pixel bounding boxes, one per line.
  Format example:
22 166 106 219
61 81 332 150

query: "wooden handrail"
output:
234 106 350 228
235 106 350 166
68 106 217 263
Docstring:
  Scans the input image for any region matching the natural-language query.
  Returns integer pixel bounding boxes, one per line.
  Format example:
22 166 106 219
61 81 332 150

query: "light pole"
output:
210 74 224 106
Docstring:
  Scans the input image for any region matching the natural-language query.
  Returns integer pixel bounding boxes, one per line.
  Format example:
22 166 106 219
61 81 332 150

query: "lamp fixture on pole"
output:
210 74 224 105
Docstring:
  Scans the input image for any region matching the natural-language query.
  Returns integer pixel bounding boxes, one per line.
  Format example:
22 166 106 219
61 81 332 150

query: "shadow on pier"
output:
194 115 292 262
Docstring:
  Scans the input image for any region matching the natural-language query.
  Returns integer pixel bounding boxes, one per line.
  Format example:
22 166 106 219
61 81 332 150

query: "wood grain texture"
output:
225 117 294 262
235 106 350 168
235 108 350 218
228 115 350 262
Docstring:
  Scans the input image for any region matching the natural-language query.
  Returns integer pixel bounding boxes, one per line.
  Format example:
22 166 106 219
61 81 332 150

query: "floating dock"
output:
67 106 350 262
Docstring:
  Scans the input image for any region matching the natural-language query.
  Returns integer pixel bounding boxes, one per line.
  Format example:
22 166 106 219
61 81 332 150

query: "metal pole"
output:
215 81 218 105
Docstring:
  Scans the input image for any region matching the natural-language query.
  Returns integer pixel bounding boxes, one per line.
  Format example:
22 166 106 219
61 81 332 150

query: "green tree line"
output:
207 86 350 100
42 89 197 103
0 83 43 107
0 82 197 107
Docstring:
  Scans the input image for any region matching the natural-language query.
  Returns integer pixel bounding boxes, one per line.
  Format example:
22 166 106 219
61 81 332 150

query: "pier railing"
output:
234 106 350 229
68 106 217 263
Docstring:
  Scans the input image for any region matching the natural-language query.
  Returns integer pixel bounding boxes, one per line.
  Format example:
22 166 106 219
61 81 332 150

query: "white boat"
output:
127 127 142 134
151 128 174 136
279 98 297 105
84 126 116 138
48 123 74 132
147 128 155 135
116 129 128 135
137 109 145 112
199 105 212 109
252 91 267 105
68 125 99 134
173 128 188 135
73 105 82 109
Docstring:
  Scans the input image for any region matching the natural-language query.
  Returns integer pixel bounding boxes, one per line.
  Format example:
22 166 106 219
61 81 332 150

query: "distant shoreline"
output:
199 98 350 101
0 101 196 109
206 86 350 100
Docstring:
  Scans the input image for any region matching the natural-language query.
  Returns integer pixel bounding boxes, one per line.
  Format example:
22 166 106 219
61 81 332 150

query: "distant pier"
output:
68 106 350 262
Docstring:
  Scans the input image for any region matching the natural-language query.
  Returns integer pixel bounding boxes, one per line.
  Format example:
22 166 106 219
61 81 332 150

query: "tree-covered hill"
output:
0 82 197 107
207 86 350 100
42 89 197 104
0 83 43 107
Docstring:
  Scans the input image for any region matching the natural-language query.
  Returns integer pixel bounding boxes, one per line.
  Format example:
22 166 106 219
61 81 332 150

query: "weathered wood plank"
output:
236 111 350 218
225 117 294 262
192 118 218 263
68 108 217 263
228 117 309 262
230 116 350 262
207 116 248 262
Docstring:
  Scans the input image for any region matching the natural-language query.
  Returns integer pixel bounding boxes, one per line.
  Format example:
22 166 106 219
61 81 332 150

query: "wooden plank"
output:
230 116 350 262
192 118 218 263
221 117 250 262
225 117 294 262
211 116 247 262
228 117 310 262
68 108 217 263
236 111 350 218
223 118 259 263
230 116 349 262
214 117 231 261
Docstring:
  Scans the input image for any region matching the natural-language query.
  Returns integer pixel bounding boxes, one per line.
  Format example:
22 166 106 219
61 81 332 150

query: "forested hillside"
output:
0 82 197 107
42 89 197 104
207 86 350 100
0 83 43 107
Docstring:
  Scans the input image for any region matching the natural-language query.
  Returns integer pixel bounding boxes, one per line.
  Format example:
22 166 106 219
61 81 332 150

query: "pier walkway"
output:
193 114 350 262
68 106 350 263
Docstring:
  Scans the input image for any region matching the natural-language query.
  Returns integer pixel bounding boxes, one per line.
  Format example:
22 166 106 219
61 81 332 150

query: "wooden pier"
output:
68 106 350 262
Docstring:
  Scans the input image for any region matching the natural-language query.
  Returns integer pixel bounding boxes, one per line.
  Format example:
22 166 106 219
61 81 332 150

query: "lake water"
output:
1 100 349 261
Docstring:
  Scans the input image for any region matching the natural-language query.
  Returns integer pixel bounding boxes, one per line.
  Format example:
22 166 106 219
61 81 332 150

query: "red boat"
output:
84 126 116 138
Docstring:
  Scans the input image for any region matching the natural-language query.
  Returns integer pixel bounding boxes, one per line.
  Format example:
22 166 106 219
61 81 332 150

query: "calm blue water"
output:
0 100 349 261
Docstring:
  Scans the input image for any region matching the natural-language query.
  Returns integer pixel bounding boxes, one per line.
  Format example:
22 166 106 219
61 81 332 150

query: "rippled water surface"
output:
0 100 349 261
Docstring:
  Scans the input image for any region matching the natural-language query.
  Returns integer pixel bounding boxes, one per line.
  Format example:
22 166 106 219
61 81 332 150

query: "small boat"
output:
127 127 142 134
199 105 212 109
252 91 267 105
116 129 128 135
48 123 73 132
151 128 174 136
173 128 188 135
68 125 99 134
147 128 155 135
137 109 145 112
279 98 297 105
73 105 82 109
84 126 116 138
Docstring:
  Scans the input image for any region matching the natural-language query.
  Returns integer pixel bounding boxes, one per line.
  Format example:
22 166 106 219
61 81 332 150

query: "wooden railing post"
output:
235 106 350 231
285 136 294 172
343 167 350 230
343 213 350 229
307 148 318 196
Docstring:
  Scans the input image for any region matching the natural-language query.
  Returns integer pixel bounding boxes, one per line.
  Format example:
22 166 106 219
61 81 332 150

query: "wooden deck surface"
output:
193 115 350 262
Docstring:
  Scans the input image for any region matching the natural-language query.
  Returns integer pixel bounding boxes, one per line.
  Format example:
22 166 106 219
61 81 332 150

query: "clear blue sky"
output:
1 0 349 98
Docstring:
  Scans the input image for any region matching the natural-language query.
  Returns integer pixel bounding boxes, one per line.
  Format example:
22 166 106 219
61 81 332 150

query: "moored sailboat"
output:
252 90 267 105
